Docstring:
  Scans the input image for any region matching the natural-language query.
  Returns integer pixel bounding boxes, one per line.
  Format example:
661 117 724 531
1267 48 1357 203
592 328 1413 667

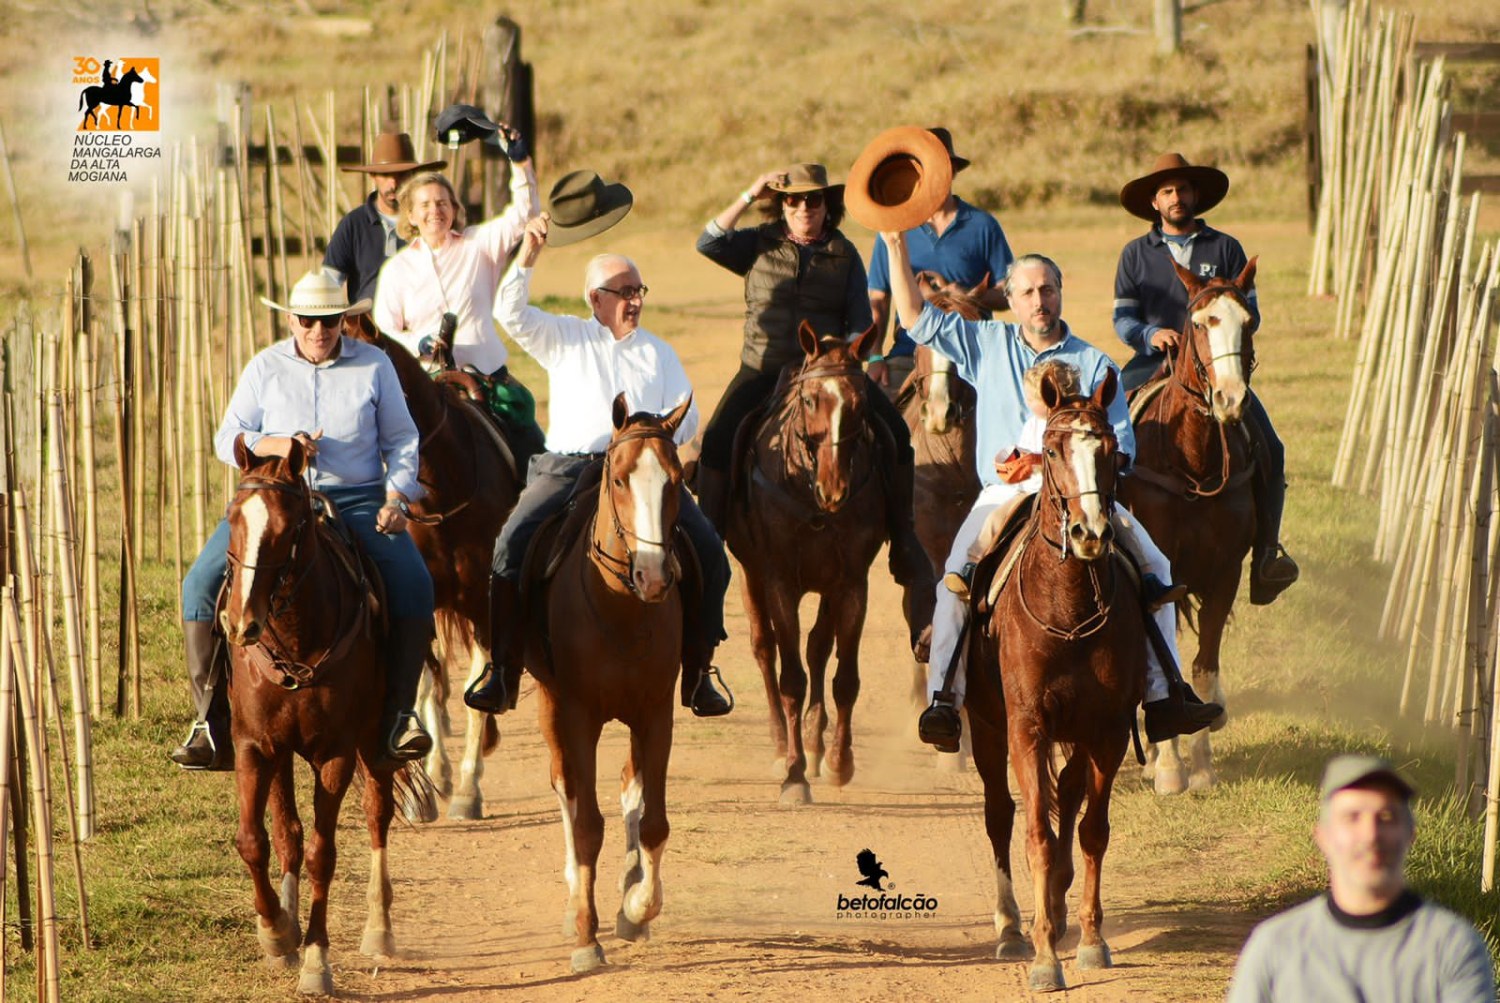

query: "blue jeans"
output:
182 484 435 622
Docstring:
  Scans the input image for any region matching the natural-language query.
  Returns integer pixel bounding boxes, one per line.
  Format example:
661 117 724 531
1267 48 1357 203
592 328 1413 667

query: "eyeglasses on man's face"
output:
598 284 648 302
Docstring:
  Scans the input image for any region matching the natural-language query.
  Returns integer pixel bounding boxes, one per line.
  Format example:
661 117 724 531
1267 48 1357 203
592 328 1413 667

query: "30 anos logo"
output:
833 849 940 920
74 56 159 132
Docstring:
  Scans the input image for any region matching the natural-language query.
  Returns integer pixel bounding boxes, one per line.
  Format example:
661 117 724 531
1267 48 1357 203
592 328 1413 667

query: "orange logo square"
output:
75 57 160 131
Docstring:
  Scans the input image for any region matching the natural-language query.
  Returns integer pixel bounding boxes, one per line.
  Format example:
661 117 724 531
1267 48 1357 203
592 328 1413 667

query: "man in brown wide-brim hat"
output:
1112 152 1298 605
323 131 447 304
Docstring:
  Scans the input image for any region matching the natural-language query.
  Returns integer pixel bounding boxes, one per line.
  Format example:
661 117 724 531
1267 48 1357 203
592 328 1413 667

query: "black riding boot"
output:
1245 413 1299 605
464 574 519 714
694 464 730 536
887 457 936 658
379 617 435 766
169 620 233 771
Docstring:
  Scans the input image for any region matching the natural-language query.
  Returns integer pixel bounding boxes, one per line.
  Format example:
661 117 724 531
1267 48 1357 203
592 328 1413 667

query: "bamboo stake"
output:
78 335 99 720
0 582 17 1000
266 106 292 306
47 396 93 841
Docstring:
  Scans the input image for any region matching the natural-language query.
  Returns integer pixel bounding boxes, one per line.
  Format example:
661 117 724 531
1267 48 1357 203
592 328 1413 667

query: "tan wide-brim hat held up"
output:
845 126 954 232
1119 153 1230 222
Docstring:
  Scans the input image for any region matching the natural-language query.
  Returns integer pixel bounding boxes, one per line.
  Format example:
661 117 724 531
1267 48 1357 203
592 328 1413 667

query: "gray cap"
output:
1319 754 1416 804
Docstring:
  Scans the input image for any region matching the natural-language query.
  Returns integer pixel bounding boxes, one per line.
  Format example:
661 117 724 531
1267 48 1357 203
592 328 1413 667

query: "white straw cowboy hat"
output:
546 170 634 247
1120 152 1230 222
260 271 371 317
342 132 446 175
845 126 954 232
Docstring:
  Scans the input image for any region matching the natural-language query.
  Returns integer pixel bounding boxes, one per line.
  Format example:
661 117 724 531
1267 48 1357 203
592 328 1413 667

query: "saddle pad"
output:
972 493 1037 614
1128 377 1169 425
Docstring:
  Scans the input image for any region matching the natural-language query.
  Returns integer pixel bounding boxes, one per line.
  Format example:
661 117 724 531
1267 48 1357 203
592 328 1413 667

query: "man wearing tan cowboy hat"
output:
323 132 446 304
862 127 1014 401
1228 754 1493 1002
1113 152 1298 605
467 195 733 718
171 271 436 771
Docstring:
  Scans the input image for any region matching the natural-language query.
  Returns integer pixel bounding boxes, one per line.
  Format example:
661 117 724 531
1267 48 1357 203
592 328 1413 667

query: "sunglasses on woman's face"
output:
784 192 825 209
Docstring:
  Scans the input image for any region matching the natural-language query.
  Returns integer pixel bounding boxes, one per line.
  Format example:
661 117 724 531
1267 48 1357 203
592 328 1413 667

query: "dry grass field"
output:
0 1 1498 1000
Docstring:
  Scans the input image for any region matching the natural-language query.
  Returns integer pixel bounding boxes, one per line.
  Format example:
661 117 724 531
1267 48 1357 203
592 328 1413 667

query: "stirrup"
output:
917 695 962 753
382 711 433 765
689 667 734 718
943 562 976 600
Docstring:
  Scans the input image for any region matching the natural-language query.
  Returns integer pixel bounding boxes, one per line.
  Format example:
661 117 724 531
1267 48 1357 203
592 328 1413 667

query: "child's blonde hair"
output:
1022 360 1081 398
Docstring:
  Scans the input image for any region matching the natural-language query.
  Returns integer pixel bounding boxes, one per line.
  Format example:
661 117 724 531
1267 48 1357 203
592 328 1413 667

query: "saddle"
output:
1127 373 1256 499
432 371 522 483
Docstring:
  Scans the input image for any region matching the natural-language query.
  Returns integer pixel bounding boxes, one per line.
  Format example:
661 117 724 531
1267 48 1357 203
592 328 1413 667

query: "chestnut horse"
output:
346 315 521 820
726 321 885 803
1119 258 1258 794
966 369 1144 992
527 394 692 973
219 437 399 997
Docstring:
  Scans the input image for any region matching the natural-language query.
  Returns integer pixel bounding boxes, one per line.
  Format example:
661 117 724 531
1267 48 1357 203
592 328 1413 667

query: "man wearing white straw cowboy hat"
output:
1113 152 1298 605
465 175 733 718
171 271 436 771
323 131 446 305
861 127 1014 401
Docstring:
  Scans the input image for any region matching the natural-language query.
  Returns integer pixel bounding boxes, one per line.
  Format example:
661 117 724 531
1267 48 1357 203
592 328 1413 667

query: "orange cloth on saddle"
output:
994 449 1042 485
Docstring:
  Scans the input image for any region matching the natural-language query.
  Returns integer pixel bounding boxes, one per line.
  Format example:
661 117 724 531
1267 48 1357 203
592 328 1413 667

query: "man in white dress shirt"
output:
463 213 732 717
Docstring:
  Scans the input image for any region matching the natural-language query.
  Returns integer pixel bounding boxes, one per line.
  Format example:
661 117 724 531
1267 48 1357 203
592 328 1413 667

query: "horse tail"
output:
1046 742 1073 827
77 90 85 110
481 714 501 757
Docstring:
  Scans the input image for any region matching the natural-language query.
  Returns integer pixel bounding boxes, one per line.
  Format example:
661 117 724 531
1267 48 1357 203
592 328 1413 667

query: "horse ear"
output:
1236 255 1259 292
971 272 992 297
1040 371 1063 412
851 322 881 361
1171 260 1202 297
233 433 255 472
663 394 693 437
1093 367 1119 409
798 320 820 358
285 437 308 477
612 392 629 431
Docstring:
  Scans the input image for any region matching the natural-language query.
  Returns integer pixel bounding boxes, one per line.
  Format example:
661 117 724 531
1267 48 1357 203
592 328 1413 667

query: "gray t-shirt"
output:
1227 891 1494 1003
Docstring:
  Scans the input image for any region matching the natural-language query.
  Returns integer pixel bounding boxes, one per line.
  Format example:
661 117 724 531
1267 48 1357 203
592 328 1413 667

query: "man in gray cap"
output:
1227 754 1493 1002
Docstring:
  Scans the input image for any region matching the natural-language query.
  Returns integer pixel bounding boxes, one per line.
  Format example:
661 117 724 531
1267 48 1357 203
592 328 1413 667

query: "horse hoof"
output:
1154 767 1188 796
296 970 333 996
258 912 300 960
360 928 396 959
615 910 651 943
1188 769 1218 792
1076 942 1112 970
995 935 1034 962
1028 961 1067 992
779 781 812 805
447 796 483 821
570 943 606 973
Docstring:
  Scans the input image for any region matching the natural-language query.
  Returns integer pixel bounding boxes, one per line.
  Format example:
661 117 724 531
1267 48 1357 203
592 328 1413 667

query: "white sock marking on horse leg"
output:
553 781 580 898
456 644 487 803
621 774 644 854
366 846 390 935
993 862 1023 939
624 841 666 925
279 871 299 921
234 494 271 617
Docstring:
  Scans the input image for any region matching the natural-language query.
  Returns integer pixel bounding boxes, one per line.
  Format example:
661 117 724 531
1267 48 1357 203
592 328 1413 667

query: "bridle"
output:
588 423 680 598
783 361 871 501
1168 284 1258 414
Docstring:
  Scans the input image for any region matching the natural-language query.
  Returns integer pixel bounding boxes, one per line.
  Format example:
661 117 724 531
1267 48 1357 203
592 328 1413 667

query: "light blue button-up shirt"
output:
214 336 423 500
909 308 1134 488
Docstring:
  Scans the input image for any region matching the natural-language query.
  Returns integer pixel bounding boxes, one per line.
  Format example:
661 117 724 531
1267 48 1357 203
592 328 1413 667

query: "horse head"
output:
789 320 879 512
118 67 144 88
1172 257 1259 425
914 273 987 434
598 393 692 602
1039 368 1122 561
220 434 313 646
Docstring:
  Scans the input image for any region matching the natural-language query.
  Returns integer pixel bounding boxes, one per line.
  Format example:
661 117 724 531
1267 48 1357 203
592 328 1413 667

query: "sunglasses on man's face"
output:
784 192 825 209
296 313 345 329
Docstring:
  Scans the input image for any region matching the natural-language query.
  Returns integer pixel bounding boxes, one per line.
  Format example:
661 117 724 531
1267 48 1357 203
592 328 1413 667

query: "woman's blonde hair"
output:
395 172 466 241
1023 359 1081 398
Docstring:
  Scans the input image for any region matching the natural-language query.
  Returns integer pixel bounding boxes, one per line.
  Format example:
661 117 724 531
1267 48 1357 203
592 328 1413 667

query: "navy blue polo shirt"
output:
866 196 1014 357
1112 222 1259 357
324 192 405 305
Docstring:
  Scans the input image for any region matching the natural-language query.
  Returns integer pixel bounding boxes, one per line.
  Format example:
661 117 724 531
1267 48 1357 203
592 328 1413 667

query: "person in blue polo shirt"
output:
1112 153 1298 605
865 128 1014 400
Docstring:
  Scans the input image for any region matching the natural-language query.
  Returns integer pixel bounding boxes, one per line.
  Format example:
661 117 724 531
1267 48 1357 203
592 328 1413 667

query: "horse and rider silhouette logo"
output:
73 56 159 131
855 848 889 891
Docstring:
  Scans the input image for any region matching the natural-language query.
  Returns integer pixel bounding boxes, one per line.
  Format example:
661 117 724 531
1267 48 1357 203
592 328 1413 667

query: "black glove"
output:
498 126 529 164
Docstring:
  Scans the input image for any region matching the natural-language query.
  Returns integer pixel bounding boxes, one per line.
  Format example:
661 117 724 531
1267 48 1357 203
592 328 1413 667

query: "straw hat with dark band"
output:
845 126 954 232
1119 152 1230 222
342 132 446 175
260 270 371 317
546 170 634 247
